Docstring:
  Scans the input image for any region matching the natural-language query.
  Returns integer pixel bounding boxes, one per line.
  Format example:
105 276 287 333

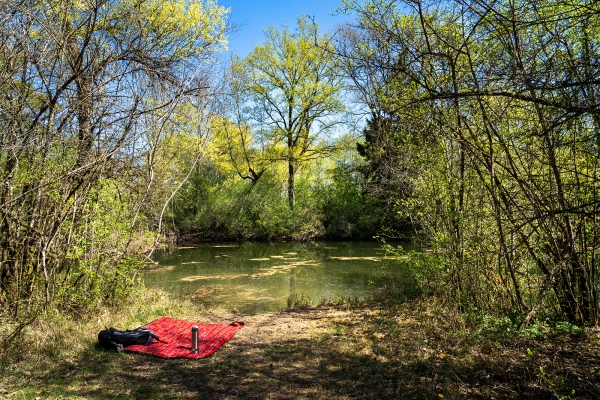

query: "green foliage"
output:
554 322 587 336
169 123 403 241
338 0 600 325
318 164 385 239
320 166 363 238
56 180 148 313
0 0 230 324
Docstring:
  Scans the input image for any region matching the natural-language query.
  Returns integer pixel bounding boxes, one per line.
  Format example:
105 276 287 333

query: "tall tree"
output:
231 15 344 209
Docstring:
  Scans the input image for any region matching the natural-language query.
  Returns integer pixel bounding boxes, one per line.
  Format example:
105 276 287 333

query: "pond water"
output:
143 241 413 314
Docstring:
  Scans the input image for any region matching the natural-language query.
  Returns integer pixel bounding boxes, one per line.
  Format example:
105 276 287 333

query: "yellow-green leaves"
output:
44 0 229 59
133 0 229 51
230 15 344 208
240 15 344 132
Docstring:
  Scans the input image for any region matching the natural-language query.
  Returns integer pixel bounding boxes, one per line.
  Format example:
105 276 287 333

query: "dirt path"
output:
3 302 600 399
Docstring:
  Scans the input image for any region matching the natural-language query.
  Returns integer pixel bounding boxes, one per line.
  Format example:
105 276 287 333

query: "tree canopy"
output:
230 15 345 209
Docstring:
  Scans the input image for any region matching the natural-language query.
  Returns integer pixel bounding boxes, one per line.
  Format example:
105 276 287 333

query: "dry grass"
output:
1 290 600 399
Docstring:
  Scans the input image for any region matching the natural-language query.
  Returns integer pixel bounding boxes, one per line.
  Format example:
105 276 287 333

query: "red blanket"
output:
124 317 244 359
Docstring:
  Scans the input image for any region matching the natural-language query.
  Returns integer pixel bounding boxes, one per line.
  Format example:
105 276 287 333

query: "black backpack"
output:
98 327 163 352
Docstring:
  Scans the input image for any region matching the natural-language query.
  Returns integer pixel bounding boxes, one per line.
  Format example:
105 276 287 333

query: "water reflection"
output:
143 241 412 314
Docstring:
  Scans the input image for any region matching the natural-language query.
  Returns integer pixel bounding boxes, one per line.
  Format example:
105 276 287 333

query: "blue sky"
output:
219 0 356 56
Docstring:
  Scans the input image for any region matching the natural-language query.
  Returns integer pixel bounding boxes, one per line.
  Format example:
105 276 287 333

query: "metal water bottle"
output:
192 325 199 354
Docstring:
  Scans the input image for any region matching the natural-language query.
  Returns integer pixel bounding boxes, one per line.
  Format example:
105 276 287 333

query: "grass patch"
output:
286 293 313 310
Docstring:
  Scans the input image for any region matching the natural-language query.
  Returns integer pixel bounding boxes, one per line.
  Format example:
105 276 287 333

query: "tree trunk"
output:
288 161 295 210
287 132 295 210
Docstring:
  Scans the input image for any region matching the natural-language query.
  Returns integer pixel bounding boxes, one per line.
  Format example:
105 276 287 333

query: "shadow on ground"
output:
11 306 600 399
